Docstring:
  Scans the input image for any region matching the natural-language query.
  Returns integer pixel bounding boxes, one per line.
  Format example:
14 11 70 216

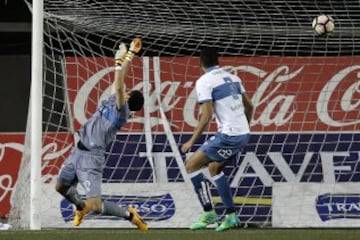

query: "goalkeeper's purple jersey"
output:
78 94 130 153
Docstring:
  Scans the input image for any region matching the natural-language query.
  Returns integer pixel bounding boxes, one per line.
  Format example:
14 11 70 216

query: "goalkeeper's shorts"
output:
57 148 104 198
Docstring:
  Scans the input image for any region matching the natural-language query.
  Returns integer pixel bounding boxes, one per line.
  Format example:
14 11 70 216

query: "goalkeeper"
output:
55 38 148 232
181 47 253 231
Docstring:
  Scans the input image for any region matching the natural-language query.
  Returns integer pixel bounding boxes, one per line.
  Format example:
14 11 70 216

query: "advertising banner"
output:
273 183 360 227
65 56 360 133
0 134 24 218
41 182 201 228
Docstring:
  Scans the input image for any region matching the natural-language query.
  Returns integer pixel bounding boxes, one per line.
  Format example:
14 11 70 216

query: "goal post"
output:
30 0 43 230
8 0 360 229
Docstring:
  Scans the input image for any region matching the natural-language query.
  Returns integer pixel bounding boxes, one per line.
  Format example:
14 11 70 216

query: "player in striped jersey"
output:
181 47 254 231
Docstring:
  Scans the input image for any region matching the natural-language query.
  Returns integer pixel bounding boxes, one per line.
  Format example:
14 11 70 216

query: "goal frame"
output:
30 0 44 230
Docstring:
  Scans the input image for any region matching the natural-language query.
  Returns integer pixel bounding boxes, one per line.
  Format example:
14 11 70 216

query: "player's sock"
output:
189 170 213 211
213 172 235 213
102 201 130 219
64 187 85 210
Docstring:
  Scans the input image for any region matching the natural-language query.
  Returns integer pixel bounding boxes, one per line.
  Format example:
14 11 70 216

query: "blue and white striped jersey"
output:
196 66 250 136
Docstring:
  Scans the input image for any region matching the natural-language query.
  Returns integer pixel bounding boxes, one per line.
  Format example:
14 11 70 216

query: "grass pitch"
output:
0 229 360 240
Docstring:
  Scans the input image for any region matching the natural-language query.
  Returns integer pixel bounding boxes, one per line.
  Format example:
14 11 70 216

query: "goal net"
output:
9 0 360 229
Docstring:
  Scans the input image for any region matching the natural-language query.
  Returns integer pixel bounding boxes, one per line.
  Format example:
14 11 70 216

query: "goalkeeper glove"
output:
115 43 127 66
115 38 142 67
124 37 142 61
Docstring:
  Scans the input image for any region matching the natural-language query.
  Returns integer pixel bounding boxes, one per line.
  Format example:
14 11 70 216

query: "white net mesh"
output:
9 0 360 229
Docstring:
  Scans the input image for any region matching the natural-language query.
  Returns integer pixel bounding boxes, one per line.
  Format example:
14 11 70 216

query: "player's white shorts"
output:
199 132 250 161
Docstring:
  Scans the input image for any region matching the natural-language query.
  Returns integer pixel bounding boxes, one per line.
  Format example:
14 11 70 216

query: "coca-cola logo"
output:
65 56 360 132
73 66 197 129
224 65 303 127
317 66 360 127
0 138 24 217
0 138 73 197
0 133 73 217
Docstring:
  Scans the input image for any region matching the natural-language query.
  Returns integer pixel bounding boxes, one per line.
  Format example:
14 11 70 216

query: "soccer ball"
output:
312 14 335 36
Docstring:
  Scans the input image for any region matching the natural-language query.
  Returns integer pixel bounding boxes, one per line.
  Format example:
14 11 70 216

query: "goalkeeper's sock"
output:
64 187 85 211
102 201 130 219
213 172 235 212
189 171 213 211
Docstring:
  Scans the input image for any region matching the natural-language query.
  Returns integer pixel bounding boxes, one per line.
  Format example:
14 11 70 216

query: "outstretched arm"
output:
112 38 142 108
112 43 129 108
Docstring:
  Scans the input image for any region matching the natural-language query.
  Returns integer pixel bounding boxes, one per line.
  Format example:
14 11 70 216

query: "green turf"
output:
0 229 360 240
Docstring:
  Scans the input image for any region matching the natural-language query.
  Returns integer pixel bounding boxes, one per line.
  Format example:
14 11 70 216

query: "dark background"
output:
0 0 31 132
0 0 31 54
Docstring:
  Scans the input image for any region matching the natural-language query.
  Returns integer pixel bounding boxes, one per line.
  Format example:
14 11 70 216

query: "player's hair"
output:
200 47 219 69
128 90 144 111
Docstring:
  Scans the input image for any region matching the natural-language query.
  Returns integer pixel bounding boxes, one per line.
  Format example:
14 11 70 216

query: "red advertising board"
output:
0 134 24 218
65 56 360 132
0 133 73 218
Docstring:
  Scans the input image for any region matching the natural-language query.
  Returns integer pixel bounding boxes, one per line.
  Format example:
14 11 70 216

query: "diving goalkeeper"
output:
55 38 148 232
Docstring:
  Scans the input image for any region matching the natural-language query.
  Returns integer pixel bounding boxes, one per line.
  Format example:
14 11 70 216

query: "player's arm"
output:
181 101 213 153
112 38 142 108
242 93 254 125
181 76 213 153
112 43 129 108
